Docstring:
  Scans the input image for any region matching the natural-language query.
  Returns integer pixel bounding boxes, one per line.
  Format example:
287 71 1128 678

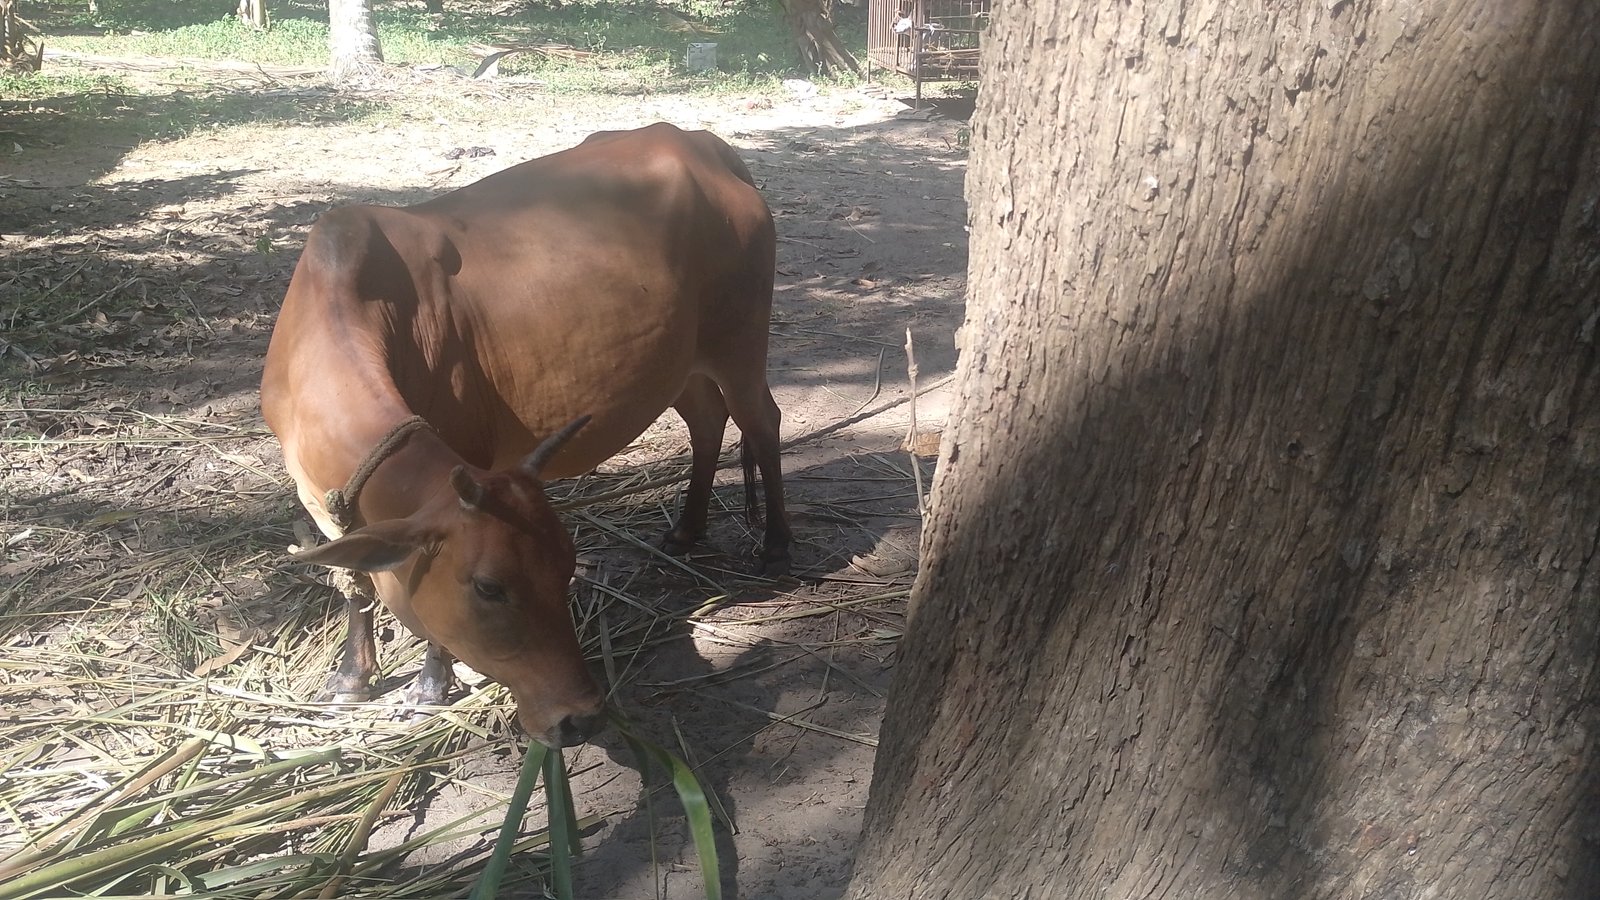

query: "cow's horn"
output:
523 415 592 478
450 465 485 508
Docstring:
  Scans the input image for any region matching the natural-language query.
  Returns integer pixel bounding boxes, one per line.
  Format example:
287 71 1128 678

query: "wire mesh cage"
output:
867 0 989 102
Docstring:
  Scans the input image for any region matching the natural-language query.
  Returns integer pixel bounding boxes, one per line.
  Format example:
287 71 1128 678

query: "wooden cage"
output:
866 0 989 102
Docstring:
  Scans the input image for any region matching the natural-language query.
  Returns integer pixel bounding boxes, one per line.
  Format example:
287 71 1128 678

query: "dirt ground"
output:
0 67 969 898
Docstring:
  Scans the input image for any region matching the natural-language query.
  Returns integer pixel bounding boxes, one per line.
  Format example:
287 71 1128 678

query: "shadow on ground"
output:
1 90 968 899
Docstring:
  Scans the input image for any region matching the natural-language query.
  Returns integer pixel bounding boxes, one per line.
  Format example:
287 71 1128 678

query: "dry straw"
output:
1 391 921 897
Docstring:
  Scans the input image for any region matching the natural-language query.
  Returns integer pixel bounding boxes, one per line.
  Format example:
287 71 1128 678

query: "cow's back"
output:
264 123 776 487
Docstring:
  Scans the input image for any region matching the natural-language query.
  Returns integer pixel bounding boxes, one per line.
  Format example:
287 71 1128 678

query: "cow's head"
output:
295 416 606 747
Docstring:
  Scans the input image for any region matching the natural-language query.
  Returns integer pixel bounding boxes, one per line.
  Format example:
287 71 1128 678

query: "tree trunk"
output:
777 0 857 75
328 0 382 81
236 0 267 30
0 0 19 64
849 3 1600 899
0 0 41 71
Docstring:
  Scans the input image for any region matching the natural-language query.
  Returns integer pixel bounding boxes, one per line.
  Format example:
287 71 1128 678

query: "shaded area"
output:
0 82 378 194
2 84 966 897
853 5 1600 900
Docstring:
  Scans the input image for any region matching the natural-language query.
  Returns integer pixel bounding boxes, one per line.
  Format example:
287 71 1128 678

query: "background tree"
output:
0 0 21 63
1 0 42 70
328 0 382 80
848 2 1600 898
775 0 856 75
236 0 267 30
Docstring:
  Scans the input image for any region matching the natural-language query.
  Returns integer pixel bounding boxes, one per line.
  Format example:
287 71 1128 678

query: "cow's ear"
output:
292 519 438 572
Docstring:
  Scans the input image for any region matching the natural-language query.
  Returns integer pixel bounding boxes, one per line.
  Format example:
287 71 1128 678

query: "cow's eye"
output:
471 577 508 602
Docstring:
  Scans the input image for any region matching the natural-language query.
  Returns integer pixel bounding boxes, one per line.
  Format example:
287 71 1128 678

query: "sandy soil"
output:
1 66 969 899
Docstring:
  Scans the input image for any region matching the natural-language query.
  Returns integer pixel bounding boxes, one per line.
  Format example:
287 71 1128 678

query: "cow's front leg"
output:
320 569 378 703
404 641 456 711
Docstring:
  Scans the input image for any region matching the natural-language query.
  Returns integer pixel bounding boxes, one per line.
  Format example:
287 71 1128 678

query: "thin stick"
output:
780 373 955 451
21 256 93 310
844 221 877 244
848 347 887 418
706 696 878 747
38 275 140 329
550 466 691 511
905 328 928 518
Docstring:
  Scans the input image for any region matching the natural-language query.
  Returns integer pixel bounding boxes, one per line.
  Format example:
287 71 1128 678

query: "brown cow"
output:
260 123 790 747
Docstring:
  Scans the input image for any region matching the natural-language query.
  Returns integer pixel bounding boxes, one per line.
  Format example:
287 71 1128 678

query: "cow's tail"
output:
742 440 764 528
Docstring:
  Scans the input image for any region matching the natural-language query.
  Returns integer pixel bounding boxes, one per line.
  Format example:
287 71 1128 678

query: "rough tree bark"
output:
328 0 383 81
848 3 1600 899
776 0 857 75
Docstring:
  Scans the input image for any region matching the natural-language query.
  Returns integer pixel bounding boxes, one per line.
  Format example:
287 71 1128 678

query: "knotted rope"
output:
324 415 435 531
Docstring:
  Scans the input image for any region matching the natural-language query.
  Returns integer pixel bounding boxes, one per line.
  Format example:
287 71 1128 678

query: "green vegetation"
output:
1 1 871 157
0 67 121 97
470 721 724 900
0 76 379 160
54 16 345 67
25 0 865 93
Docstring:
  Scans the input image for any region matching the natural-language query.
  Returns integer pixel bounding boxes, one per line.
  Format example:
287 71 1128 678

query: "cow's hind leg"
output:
320 570 378 704
664 373 729 555
720 379 792 576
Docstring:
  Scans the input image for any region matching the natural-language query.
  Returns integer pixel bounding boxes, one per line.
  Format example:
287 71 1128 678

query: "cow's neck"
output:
337 414 466 527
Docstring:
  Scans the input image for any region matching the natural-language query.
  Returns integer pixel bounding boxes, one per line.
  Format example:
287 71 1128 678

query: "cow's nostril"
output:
556 709 608 746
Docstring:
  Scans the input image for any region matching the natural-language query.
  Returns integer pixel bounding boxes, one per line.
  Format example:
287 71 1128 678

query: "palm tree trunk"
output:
328 0 383 81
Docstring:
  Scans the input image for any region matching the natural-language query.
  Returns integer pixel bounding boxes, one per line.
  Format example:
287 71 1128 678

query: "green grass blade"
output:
469 742 547 900
131 863 195 893
619 730 722 900
543 749 576 900
189 853 336 890
661 747 720 900
0 796 279 900
559 760 583 860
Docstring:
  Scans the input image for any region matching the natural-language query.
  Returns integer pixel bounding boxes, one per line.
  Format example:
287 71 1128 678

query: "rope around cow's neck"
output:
324 415 435 531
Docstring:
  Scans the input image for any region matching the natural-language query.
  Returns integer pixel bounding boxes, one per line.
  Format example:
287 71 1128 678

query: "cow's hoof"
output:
318 673 374 705
325 692 372 706
320 687 372 704
756 551 791 579
660 528 700 557
404 680 452 712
